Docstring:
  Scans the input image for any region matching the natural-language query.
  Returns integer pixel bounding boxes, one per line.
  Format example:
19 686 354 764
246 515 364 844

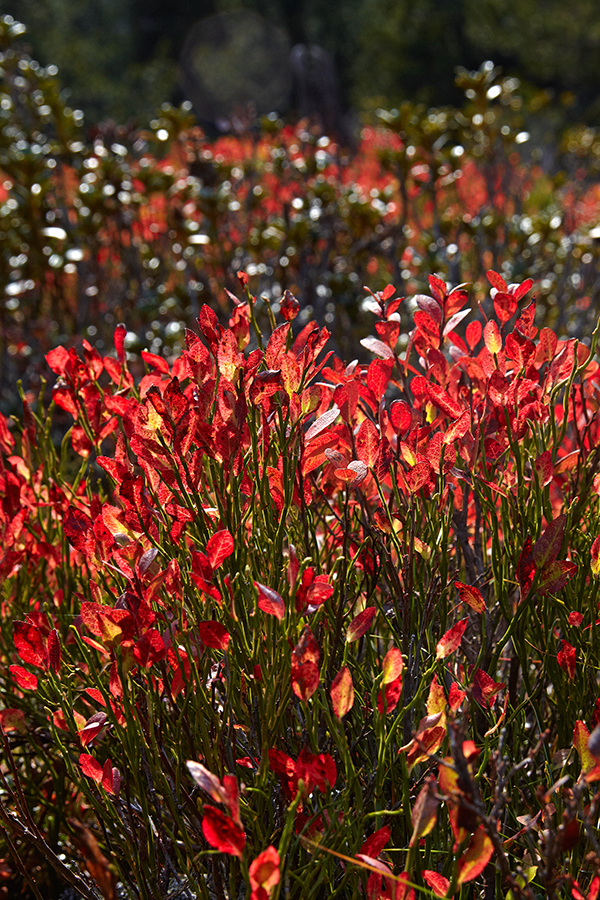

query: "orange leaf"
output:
456 826 494 884
331 667 354 719
454 581 485 614
574 720 595 775
436 619 467 660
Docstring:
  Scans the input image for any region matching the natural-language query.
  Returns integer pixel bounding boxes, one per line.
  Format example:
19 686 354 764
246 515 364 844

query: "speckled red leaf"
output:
291 661 320 702
9 665 37 691
389 399 412 433
486 269 507 292
436 619 467 660
533 515 565 567
367 358 394 401
421 870 450 897
472 669 504 708
356 418 380 467
454 582 485 614
64 506 95 556
493 291 518 324
14 622 47 669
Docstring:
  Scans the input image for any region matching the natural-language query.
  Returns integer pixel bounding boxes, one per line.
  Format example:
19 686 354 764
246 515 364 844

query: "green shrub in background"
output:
2 17 600 415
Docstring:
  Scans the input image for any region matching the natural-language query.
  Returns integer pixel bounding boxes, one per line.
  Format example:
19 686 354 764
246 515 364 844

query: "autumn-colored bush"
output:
3 17 600 413
0 263 600 899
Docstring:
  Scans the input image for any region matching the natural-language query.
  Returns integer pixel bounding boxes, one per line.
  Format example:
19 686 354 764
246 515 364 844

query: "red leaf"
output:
346 607 376 642
202 805 246 857
360 336 394 360
415 293 442 323
249 846 280 896
9 665 38 691
557 640 576 680
297 748 336 792
533 515 565 567
79 711 108 747
255 583 285 621
448 683 466 711
335 460 368 488
454 582 485 614
436 619 467 660
512 278 534 301
197 621 230 650
101 759 121 795
64 506 95 556
46 345 70 374
456 825 494 884
465 321 482 350
187 761 228 803
472 669 504 708
206 530 234 569
367 358 394 401
592 535 600 577
377 675 403 714
359 825 390 859
218 329 244 381
79 753 103 783
382 648 403 684
331 667 354 719
265 323 291 369
516 535 535 597
14 622 47 669
291 661 320 702
47 629 61 674
334 381 359 422
133 629 166 668
410 777 439 845
356 419 380 467
0 709 25 732
537 560 577 595
114 323 127 363
414 310 440 348
429 275 447 303
486 270 507 292
141 350 169 374
421 870 450 897
493 291 518 324
535 450 553 486
389 400 412 433
426 382 462 418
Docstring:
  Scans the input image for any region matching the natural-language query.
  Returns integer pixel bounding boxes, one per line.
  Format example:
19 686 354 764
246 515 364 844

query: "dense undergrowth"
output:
3 13 600 900
1 267 600 900
3 17 600 409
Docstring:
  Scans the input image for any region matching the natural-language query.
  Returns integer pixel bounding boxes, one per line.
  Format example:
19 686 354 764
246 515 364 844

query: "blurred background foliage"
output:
2 6 600 416
4 0 600 125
